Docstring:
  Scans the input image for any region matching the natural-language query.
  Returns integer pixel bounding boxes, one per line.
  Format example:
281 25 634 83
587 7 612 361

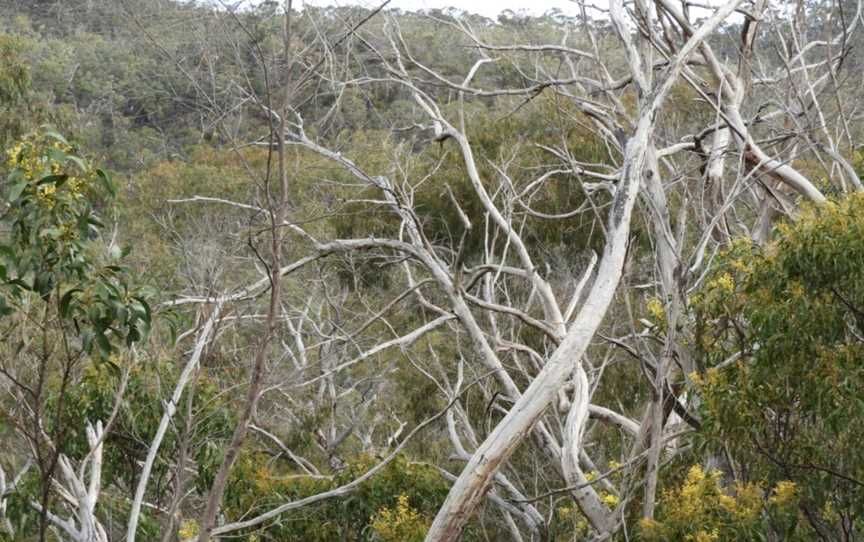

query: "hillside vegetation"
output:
2 0 864 540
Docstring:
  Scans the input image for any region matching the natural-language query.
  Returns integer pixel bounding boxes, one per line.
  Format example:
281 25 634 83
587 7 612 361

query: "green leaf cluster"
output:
1 130 149 357
692 194 864 538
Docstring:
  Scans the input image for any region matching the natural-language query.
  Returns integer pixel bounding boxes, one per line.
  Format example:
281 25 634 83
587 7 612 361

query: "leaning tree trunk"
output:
423 1 745 537
423 109 645 540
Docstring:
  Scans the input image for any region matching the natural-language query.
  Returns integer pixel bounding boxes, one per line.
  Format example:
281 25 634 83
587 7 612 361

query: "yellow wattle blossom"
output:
5 132 97 215
370 494 428 542
254 464 275 492
718 494 736 513
640 464 767 541
68 177 87 198
788 281 806 298
5 134 48 179
638 517 665 539
600 492 620 508
178 519 199 540
5 141 24 166
574 517 588 534
676 465 719 515
646 297 665 321
37 183 57 207
730 482 763 522
52 139 71 152
556 503 590 540
692 368 723 390
689 371 703 386
822 501 839 522
709 272 735 294
769 480 797 507
689 529 720 542
729 258 749 273
705 368 720 386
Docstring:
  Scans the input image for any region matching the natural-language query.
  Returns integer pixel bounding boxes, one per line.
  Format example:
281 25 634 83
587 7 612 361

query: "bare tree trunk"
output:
424 2 744 537
126 305 222 542
195 3 293 540
424 112 646 541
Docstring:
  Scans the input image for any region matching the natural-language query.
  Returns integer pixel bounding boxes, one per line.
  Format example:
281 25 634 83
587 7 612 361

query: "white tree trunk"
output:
424 116 646 540
126 304 222 542
424 2 744 537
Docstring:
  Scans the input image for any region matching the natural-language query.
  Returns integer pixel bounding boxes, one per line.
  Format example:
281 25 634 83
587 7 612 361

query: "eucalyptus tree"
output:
0 131 151 541
1 0 860 539
269 1 861 539
127 0 864 539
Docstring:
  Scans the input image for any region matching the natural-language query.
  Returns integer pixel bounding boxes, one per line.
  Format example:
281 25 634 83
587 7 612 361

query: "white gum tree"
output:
6 0 860 540
160 0 863 539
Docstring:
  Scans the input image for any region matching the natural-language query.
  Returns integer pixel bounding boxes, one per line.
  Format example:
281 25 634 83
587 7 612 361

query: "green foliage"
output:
0 29 79 152
638 465 798 541
220 452 452 541
369 494 428 542
59 359 234 486
0 471 41 540
0 34 29 106
692 194 864 538
1 131 149 357
0 130 161 539
411 97 609 263
0 34 33 149
323 96 611 297
117 145 263 289
1 358 237 538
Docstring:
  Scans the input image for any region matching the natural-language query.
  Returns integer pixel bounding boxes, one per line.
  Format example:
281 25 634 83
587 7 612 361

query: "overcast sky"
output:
299 0 582 18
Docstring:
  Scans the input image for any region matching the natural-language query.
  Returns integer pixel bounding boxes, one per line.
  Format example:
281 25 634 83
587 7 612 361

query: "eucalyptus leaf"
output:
95 169 116 198
7 180 27 203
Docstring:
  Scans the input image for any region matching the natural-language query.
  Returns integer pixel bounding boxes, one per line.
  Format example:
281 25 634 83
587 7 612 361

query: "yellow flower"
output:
600 492 620 508
5 141 24 166
689 371 703 386
705 368 720 386
646 297 665 321
178 519 199 540
52 140 71 152
718 494 736 513
574 517 588 533
712 272 735 293
638 517 664 540
370 494 428 542
685 464 706 485
254 464 274 492
788 282 805 298
37 183 57 207
68 177 87 198
732 482 763 522
690 529 719 542
822 501 839 521
644 463 776 539
729 258 749 273
769 480 797 507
